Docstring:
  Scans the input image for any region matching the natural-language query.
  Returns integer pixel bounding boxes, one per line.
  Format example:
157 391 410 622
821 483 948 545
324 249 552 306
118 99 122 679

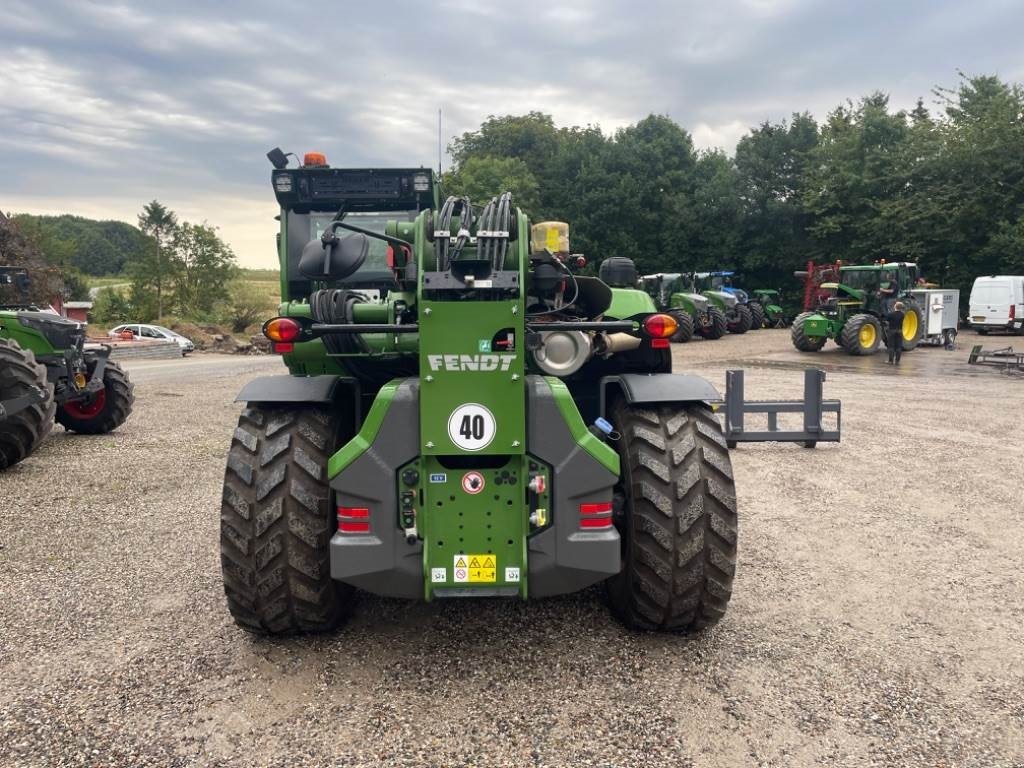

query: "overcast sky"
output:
2 0 1022 268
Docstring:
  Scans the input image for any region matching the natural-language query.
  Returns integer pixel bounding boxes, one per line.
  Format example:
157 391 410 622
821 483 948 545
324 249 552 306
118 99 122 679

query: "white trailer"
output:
909 288 959 348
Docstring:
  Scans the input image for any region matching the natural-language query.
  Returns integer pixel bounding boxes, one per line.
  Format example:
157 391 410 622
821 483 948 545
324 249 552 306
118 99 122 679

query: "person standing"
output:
885 301 906 365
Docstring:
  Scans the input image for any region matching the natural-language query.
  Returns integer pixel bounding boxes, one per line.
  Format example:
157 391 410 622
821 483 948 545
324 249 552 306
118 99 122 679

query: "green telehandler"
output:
219 150 739 634
0 267 134 470
790 262 925 355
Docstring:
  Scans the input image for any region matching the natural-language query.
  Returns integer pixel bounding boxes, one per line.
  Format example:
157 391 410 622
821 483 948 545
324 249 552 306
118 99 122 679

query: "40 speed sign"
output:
447 403 496 451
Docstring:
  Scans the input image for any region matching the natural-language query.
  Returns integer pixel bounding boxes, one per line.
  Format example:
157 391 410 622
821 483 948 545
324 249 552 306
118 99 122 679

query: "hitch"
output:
721 368 841 449
967 344 1024 373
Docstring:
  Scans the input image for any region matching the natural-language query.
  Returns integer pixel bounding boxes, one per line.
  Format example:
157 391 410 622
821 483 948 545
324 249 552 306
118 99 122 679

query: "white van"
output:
968 276 1024 334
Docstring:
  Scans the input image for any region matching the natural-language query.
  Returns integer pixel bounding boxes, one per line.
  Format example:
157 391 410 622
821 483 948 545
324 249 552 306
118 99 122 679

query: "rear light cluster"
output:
642 314 677 350
263 317 303 354
579 501 613 529
337 506 370 534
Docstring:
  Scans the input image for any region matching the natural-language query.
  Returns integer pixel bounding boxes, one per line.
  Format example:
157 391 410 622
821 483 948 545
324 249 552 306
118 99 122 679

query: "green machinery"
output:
751 289 788 327
0 267 134 470
219 149 739 634
640 272 728 341
687 272 752 334
791 262 925 355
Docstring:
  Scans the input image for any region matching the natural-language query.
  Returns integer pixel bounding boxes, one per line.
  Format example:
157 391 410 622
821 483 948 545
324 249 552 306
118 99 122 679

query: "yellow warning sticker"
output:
454 554 496 583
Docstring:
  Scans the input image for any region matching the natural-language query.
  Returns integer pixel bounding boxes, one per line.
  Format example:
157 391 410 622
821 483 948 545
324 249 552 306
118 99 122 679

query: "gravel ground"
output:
1 331 1022 767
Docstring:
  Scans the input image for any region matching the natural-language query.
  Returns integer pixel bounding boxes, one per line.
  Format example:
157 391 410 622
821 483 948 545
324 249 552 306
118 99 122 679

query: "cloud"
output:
1 0 1021 267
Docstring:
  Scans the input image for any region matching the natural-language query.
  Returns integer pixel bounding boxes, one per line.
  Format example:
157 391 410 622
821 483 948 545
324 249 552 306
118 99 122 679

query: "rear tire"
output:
840 314 883 356
748 302 766 330
791 312 827 352
0 338 54 470
727 304 752 334
669 310 694 343
220 406 354 635
56 359 134 434
606 402 738 632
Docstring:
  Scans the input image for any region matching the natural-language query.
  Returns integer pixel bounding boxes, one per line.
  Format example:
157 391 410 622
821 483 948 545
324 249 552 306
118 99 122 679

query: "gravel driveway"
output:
1 332 1021 767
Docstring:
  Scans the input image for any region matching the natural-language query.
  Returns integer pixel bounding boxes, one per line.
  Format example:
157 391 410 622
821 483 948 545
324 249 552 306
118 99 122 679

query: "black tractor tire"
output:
897 300 924 351
220 406 355 635
669 310 694 343
748 302 766 330
727 304 753 334
56 359 134 434
0 338 55 470
791 312 827 352
699 308 728 340
606 402 738 632
840 314 883 356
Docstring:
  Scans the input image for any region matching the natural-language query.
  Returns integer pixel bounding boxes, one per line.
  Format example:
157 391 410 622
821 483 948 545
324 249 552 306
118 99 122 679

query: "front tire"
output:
669 310 694 343
791 312 827 352
699 308 728 340
0 338 55 470
606 402 738 632
840 314 883 356
56 359 134 434
220 406 354 634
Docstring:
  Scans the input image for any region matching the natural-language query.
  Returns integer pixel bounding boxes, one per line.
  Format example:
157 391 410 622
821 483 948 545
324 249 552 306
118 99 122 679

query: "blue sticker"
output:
429 473 447 483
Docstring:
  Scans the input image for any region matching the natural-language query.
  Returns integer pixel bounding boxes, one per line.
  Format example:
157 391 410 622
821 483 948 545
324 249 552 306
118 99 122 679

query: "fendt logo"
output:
427 354 515 372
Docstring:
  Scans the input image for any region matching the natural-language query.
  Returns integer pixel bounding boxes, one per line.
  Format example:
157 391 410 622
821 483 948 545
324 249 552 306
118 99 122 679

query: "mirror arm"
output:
328 220 413 251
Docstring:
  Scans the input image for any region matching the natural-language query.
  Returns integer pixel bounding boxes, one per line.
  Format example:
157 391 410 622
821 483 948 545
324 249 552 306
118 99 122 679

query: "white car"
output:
109 324 195 355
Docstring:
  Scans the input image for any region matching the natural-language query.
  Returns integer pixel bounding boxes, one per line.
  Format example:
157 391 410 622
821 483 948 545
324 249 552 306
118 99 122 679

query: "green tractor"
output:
219 149 738 635
0 267 134 470
688 272 752 334
791 262 924 355
640 272 728 341
751 288 788 327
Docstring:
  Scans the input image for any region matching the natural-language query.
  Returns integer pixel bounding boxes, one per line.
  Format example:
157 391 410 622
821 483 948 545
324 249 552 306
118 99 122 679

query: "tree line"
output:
445 73 1024 299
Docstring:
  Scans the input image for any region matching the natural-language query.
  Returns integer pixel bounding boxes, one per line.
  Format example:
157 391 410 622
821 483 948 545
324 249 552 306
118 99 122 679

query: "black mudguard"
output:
599 373 720 416
235 374 343 405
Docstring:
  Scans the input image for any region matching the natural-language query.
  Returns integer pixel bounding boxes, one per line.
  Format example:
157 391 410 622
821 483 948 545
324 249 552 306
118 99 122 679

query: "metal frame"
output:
722 368 841 448
967 344 1024 372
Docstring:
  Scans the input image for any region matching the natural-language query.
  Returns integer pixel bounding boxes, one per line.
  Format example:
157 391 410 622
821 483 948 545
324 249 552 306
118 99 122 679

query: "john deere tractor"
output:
751 288 788 327
640 272 727 341
0 267 134 470
791 262 924 355
219 149 738 635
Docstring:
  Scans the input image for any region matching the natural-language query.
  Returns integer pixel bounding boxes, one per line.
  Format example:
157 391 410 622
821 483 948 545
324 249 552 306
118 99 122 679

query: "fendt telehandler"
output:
0 267 134 469
791 261 925 355
219 150 739 634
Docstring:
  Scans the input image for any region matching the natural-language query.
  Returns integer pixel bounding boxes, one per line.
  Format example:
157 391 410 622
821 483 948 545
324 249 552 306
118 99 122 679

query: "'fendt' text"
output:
427 354 515 372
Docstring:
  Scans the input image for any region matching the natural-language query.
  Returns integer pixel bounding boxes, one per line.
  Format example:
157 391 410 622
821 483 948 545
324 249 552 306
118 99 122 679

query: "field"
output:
0 330 1022 767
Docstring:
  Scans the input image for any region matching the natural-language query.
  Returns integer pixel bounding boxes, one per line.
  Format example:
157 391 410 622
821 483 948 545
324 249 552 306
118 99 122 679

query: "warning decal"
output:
453 554 496 583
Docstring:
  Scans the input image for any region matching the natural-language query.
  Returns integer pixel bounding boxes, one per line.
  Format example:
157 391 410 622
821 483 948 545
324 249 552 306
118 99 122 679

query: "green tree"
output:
168 222 238 316
137 201 178 320
443 156 541 215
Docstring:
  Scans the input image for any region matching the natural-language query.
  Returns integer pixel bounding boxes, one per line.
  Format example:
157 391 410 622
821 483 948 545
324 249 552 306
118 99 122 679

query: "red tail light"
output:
580 501 613 529
1011 305 1016 320
273 342 294 354
264 317 302 342
337 506 371 534
651 337 670 349
642 313 678 339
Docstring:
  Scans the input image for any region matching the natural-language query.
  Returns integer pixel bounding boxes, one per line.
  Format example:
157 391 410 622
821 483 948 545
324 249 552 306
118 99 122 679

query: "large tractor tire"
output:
791 312 827 352
220 406 355 634
727 304 753 334
0 338 54 470
607 402 737 632
698 308 728 340
669 310 694 343
748 302 766 330
840 314 883 356
895 300 924 351
56 359 134 434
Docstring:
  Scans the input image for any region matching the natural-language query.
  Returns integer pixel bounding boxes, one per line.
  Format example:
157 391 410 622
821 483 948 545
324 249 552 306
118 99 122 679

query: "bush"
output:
221 280 275 333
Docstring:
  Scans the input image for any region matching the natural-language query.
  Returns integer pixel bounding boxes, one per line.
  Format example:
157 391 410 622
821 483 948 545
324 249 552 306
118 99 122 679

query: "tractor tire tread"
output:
669 310 694 343
0 338 54 470
220 406 352 635
791 312 827 352
607 403 737 632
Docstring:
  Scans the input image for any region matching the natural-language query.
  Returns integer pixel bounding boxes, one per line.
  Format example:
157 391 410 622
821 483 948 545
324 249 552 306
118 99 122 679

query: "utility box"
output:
910 288 959 346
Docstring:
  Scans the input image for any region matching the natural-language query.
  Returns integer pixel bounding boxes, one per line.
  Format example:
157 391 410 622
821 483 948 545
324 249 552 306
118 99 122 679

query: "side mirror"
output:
298 232 369 281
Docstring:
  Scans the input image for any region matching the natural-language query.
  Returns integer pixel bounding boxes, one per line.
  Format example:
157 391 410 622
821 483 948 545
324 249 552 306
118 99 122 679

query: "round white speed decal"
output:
447 403 496 451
